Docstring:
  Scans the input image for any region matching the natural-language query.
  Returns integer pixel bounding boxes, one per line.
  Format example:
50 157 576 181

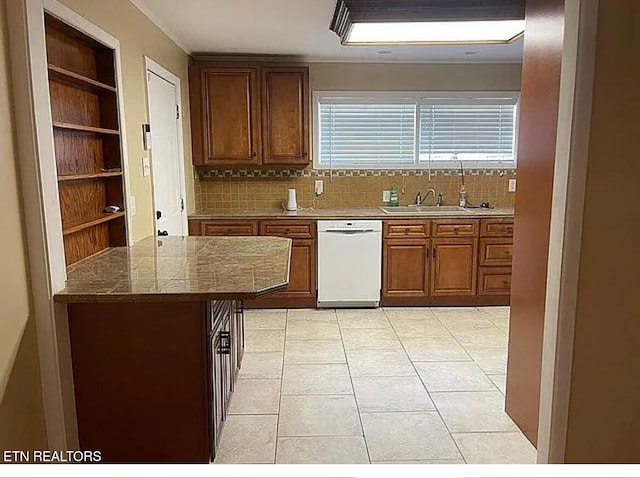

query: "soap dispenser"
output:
389 183 399 207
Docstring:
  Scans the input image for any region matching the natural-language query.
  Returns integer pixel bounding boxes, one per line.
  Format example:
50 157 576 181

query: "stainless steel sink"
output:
379 205 468 215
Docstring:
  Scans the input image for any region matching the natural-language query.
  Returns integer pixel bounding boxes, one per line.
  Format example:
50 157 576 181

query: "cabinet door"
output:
431 238 478 296
261 67 309 165
382 239 430 298
210 328 224 451
220 317 232 415
269 238 316 299
201 67 260 165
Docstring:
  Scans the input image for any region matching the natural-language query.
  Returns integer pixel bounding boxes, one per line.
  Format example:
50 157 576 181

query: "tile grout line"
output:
336 309 373 464
383 307 469 464
272 309 288 464
432 309 504 383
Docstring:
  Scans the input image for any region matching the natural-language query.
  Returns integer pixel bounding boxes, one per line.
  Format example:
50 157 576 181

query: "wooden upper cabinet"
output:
189 59 309 168
198 67 261 166
261 67 309 166
430 238 478 296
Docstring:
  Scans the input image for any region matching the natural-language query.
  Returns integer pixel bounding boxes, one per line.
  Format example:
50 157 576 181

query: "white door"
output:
147 70 185 236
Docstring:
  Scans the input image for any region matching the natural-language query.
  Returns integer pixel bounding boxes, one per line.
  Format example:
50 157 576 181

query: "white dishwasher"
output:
317 220 382 308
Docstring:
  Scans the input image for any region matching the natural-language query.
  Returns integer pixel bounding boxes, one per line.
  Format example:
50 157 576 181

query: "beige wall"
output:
0 0 47 453
564 0 640 463
310 62 522 91
59 0 194 241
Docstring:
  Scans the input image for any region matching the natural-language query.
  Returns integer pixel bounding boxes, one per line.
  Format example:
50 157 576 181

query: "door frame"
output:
144 56 188 236
536 0 599 463
6 0 132 449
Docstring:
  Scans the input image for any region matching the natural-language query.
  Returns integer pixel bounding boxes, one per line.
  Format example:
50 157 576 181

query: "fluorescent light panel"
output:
347 20 525 44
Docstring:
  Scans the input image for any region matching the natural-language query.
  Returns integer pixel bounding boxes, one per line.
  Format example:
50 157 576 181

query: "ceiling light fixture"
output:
330 0 526 46
347 20 524 45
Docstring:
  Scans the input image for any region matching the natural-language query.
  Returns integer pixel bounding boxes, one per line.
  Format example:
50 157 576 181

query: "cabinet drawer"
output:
200 221 258 236
478 267 512 295
432 219 479 237
479 238 513 266
480 218 514 237
383 220 430 238
260 220 315 238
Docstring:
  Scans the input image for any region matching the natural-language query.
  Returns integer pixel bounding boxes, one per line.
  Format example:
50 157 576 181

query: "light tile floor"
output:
214 306 536 464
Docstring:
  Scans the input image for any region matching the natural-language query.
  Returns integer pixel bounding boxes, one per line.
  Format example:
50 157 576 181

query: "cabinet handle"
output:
454 227 459 234
252 151 257 158
426 247 430 259
219 331 231 355
303 151 308 157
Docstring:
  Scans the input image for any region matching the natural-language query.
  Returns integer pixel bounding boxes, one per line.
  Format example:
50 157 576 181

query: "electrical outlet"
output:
142 157 151 177
508 179 517 192
129 195 136 216
314 179 324 196
382 190 391 202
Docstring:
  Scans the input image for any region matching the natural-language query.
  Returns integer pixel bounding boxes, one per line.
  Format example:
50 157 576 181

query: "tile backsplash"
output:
194 168 516 210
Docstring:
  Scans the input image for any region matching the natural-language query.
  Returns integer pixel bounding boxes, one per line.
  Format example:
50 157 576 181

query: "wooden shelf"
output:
47 64 116 93
53 121 119 135
58 171 122 182
63 211 125 236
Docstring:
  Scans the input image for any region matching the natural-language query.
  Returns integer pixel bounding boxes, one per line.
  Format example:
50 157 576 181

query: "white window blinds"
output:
419 99 517 164
314 92 519 168
318 102 416 166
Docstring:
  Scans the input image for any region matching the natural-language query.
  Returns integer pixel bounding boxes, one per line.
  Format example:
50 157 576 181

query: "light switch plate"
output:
142 157 151 177
382 190 391 202
314 179 324 196
129 195 136 216
508 179 517 192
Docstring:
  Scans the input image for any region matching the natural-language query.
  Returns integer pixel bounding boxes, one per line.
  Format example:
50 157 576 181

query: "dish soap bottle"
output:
459 184 467 208
389 182 399 207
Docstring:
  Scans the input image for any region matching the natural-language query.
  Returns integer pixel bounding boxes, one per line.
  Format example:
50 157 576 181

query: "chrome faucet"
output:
420 188 437 205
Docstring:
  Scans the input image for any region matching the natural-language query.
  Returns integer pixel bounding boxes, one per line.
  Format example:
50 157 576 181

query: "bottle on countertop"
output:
415 191 422 205
459 184 467 208
389 182 399 207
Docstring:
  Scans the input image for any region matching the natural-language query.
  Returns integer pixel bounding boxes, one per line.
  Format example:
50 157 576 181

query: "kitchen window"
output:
314 91 519 169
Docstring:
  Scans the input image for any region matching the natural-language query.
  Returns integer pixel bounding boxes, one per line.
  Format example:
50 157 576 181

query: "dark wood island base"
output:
68 299 244 463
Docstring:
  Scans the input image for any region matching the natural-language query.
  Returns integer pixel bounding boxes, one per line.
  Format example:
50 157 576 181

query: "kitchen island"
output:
54 236 292 463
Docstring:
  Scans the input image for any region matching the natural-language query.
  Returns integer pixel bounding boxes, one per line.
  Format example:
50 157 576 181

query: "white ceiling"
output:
131 0 523 63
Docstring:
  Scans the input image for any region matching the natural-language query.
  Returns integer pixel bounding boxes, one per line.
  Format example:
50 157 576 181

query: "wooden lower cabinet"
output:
382 239 430 299
67 299 244 463
188 217 513 308
381 218 512 306
430 238 478 296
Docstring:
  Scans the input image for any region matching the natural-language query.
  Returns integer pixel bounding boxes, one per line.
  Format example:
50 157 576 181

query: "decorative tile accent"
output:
196 167 516 179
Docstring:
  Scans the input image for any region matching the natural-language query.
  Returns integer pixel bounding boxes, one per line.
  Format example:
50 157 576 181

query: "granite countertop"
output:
189 206 515 220
54 236 292 303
